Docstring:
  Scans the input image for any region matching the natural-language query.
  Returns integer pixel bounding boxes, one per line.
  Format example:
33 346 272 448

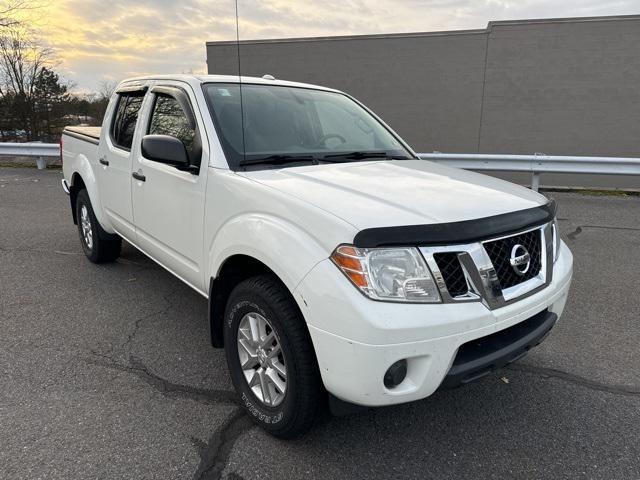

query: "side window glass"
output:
149 94 196 154
111 93 144 150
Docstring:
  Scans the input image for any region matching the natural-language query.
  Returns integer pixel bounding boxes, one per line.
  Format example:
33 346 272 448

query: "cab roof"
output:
120 74 341 94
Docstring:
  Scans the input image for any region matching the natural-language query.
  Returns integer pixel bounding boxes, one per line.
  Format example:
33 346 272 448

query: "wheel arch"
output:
69 171 87 224
208 254 305 348
205 213 339 348
65 151 111 230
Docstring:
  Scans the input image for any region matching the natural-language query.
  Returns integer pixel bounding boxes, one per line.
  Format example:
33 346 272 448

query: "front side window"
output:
148 94 196 154
111 92 144 150
202 83 411 170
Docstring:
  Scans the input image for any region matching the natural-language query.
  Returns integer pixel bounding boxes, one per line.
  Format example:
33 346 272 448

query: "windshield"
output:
202 83 412 170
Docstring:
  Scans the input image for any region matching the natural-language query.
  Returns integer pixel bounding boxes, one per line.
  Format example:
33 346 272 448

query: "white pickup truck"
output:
61 74 573 437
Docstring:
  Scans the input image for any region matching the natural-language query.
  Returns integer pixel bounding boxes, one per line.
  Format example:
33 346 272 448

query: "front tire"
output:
224 274 323 438
75 189 121 263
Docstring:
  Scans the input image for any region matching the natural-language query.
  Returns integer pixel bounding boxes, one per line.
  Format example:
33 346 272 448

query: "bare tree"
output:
0 0 49 99
0 28 51 97
0 1 39 29
98 80 117 101
0 2 79 140
0 27 59 139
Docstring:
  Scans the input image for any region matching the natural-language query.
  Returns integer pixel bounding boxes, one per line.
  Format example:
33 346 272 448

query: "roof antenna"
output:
235 0 246 165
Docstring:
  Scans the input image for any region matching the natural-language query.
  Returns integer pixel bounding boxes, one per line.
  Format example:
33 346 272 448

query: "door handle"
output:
132 171 146 182
99 157 109 166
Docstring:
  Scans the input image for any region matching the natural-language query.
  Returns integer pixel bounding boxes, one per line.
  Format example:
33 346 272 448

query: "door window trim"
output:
143 85 202 170
110 89 147 152
149 86 197 130
115 84 148 95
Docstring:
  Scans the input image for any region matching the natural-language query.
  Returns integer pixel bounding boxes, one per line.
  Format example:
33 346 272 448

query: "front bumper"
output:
294 241 573 407
438 308 556 389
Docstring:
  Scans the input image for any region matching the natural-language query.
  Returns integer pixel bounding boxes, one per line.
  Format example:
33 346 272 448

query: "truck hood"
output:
241 160 548 230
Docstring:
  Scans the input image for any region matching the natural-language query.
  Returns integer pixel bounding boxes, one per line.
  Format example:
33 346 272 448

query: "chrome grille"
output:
433 252 468 297
483 229 542 289
420 222 553 309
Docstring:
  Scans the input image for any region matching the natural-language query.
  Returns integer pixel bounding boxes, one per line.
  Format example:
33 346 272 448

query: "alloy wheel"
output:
80 204 93 250
237 312 287 407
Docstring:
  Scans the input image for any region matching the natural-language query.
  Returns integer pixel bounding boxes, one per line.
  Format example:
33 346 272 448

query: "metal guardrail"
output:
1 143 639 186
0 142 60 169
418 152 640 191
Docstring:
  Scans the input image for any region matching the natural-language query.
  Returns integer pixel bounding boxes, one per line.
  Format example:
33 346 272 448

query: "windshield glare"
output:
202 83 411 169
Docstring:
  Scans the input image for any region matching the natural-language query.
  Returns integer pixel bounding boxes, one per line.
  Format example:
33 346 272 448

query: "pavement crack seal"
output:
567 226 582 241
85 353 238 406
567 224 640 241
119 308 161 351
192 408 253 480
86 352 249 479
508 364 640 397
120 289 178 352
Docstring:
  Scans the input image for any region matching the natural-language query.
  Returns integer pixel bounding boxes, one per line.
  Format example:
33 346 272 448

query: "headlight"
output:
552 219 560 263
330 245 441 303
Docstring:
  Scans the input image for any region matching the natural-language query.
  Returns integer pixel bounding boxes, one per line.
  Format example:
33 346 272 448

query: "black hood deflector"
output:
353 200 556 248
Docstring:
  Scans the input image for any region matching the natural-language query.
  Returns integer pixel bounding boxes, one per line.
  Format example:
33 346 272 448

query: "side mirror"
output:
141 134 197 173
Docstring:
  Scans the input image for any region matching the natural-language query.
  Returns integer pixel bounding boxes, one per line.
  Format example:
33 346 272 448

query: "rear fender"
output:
68 153 114 233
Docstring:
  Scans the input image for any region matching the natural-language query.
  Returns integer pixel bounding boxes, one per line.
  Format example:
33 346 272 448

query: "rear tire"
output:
75 189 121 263
223 274 323 438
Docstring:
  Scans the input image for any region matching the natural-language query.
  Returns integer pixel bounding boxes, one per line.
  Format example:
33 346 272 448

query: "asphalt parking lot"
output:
1 167 639 480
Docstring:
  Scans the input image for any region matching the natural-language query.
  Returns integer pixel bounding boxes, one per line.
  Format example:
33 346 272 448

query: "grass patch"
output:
541 187 638 197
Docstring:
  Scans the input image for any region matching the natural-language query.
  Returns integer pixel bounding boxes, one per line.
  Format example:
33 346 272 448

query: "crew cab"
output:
61 74 573 438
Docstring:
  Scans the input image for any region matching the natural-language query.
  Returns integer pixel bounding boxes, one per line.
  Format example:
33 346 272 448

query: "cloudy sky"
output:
23 0 640 92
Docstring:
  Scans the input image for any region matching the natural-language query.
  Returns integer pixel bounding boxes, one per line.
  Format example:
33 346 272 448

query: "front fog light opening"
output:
384 359 408 389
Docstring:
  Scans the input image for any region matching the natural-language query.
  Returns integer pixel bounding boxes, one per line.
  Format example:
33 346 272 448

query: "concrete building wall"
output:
480 17 640 156
206 15 640 157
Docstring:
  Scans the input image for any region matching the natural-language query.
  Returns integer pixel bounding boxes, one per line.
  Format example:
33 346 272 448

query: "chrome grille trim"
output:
419 222 553 310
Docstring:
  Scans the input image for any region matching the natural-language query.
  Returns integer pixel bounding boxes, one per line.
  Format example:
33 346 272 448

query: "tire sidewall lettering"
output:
227 300 266 329
241 392 284 424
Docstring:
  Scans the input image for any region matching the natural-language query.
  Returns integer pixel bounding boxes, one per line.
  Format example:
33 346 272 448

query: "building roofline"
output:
206 14 640 46
206 28 486 46
487 13 640 28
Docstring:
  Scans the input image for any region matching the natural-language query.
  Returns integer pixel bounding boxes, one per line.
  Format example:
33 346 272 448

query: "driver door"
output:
131 82 208 293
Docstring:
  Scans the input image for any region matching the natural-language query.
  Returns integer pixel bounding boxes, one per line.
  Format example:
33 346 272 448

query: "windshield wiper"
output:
239 154 318 167
321 151 409 162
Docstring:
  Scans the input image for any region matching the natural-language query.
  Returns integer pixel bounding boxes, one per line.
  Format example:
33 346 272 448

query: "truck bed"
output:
61 126 100 174
63 126 101 145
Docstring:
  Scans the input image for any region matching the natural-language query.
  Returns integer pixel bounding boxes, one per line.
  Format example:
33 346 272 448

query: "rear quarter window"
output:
111 93 145 150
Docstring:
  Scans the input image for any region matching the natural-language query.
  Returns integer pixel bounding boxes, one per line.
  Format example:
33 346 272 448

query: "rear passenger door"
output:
131 83 208 293
98 85 148 240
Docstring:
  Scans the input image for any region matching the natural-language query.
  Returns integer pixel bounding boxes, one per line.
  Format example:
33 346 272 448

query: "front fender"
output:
208 213 332 293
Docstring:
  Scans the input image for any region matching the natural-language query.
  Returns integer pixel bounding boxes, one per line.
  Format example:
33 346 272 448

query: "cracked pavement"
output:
1 167 639 479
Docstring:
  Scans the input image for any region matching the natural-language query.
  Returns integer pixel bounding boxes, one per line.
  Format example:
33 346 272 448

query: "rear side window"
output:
111 93 145 150
148 94 196 153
